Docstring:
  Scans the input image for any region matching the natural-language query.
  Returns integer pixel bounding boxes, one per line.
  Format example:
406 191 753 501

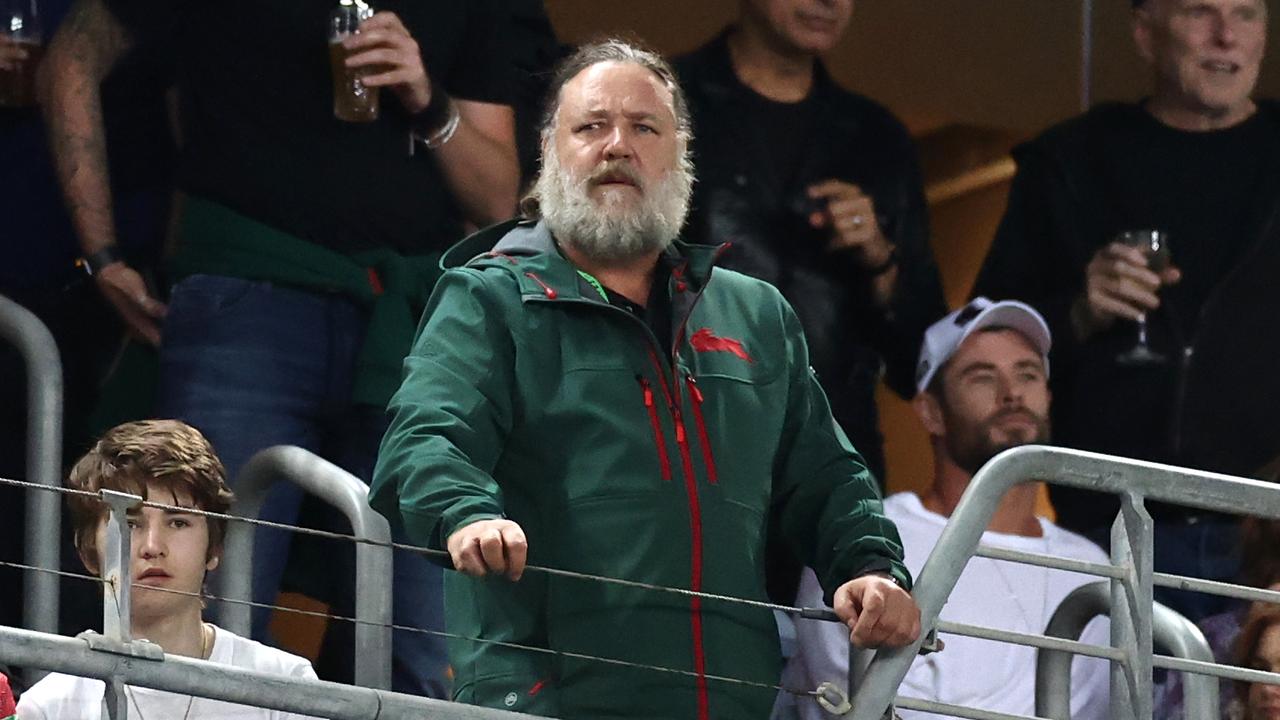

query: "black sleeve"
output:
972 143 1083 360
859 126 947 400
437 0 514 105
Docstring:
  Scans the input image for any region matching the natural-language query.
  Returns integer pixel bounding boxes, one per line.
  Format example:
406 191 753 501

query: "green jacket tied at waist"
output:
172 196 441 407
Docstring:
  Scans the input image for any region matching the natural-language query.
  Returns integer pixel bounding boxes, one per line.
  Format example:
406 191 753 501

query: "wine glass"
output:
1115 229 1171 366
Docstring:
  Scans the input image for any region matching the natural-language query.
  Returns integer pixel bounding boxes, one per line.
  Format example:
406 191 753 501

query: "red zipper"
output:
645 349 709 720
685 375 718 485
637 376 672 482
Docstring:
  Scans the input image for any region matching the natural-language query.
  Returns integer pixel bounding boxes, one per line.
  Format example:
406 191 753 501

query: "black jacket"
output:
675 33 945 481
975 101 1280 530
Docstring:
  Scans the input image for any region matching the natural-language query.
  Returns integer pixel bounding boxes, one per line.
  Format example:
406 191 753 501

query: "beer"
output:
329 0 376 123
328 39 378 122
0 38 41 109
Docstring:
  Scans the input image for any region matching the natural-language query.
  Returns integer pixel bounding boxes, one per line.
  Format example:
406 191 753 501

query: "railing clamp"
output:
79 631 166 661
919 628 945 655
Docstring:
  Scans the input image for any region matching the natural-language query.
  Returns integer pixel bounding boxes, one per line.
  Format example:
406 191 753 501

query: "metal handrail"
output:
1034 581 1217 719
0 293 63 638
217 446 394 689
0 624 535 720
848 444 1280 720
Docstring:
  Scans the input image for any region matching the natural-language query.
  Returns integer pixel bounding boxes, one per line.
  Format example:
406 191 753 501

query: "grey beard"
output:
535 150 693 264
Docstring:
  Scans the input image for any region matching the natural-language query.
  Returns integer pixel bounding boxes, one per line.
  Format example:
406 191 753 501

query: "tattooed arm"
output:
38 0 166 345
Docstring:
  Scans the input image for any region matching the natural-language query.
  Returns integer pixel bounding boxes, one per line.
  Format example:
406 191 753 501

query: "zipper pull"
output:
686 375 704 404
638 376 654 407
675 417 686 443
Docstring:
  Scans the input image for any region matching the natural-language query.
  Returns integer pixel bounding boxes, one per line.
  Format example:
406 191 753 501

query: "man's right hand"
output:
96 262 167 347
446 518 527 581
1072 241 1181 340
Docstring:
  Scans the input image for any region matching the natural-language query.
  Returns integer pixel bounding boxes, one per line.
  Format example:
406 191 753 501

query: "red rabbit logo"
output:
690 328 753 364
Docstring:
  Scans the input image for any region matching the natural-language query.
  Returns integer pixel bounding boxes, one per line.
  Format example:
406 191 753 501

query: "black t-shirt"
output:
1099 106 1269 340
104 0 512 255
737 91 818 203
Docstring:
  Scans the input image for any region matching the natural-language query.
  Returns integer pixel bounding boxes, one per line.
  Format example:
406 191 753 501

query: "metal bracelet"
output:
417 100 461 150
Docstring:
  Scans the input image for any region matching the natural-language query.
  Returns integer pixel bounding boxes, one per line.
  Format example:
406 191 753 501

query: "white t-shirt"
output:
784 492 1111 720
17 625 322 720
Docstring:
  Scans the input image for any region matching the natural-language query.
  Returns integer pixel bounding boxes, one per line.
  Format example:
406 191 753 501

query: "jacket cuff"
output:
439 509 506 547
853 558 913 592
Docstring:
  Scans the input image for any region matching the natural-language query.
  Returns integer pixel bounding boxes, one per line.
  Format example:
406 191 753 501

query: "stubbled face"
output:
537 61 693 263
934 329 1051 476
744 0 854 54
89 485 218 623
1248 623 1280 720
1135 0 1267 126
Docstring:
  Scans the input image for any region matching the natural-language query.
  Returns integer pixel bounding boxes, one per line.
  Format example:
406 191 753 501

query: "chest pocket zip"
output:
685 374 718 485
637 376 672 482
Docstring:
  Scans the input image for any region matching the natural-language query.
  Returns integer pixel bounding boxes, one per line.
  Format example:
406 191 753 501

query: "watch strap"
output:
76 245 124 276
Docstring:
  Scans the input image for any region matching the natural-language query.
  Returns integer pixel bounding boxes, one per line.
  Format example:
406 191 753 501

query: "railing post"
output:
102 681 129 720
0 294 63 638
219 446 394 689
99 489 140 720
1110 490 1153 720
99 490 140 643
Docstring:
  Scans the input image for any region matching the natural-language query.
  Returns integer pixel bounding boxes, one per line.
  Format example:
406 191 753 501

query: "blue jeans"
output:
1152 518 1241 623
156 274 448 697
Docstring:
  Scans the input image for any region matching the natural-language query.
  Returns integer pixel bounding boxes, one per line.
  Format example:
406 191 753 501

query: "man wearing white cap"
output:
782 297 1109 720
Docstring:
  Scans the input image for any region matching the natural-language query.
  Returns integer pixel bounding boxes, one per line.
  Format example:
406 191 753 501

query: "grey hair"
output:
522 39 695 218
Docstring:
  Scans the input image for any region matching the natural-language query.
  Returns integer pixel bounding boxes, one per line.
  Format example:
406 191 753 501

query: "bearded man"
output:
369 39 921 720
787 298 1111 720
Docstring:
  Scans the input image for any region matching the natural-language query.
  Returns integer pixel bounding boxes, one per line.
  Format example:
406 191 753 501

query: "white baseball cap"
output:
915 297 1052 395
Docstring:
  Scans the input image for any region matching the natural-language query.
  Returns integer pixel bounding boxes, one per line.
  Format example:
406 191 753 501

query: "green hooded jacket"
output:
370 220 909 719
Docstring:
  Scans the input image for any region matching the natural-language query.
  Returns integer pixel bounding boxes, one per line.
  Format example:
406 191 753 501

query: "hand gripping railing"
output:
217 446 393 689
1034 581 1217 719
847 444 1280 720
0 623 542 720
0 293 63 637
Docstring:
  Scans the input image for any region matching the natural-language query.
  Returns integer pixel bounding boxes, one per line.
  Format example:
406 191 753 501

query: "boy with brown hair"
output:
17 419 320 719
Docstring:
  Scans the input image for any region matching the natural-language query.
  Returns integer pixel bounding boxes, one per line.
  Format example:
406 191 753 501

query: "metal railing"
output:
848 444 1280 720
0 293 63 638
0 624 537 720
217 446 394 689
1035 581 1217 719
10 441 1280 719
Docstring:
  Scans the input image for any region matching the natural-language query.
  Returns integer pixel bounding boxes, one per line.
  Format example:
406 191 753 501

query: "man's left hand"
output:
807 180 895 270
833 574 921 648
344 11 432 114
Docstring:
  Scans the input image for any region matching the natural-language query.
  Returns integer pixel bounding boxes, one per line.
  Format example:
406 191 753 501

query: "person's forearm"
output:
430 105 519 228
867 263 898 308
38 0 130 255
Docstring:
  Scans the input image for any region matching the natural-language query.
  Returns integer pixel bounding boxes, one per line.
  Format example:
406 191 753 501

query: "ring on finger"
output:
851 215 864 228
